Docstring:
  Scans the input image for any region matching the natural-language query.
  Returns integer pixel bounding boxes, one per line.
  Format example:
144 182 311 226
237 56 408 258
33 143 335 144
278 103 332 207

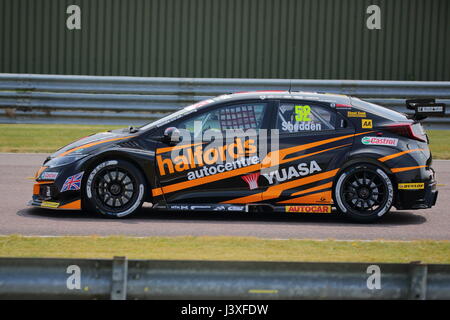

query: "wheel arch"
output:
335 155 394 180
81 150 154 203
333 155 398 204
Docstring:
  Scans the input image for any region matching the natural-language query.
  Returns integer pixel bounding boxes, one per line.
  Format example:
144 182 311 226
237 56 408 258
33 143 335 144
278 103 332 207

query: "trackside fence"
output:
0 257 449 299
0 74 449 128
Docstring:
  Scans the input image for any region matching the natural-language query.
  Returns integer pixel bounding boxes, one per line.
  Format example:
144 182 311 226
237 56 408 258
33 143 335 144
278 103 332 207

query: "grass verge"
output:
427 130 450 159
0 124 122 153
0 235 449 263
0 124 448 159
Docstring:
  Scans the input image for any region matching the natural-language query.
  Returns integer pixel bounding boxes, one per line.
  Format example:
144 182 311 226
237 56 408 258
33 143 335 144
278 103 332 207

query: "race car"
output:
29 91 444 222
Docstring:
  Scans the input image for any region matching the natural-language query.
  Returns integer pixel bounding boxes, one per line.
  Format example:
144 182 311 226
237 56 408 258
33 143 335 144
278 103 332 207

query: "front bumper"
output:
29 182 82 210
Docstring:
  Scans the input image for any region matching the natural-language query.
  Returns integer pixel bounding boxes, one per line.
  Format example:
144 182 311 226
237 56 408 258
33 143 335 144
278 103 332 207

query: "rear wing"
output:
406 98 446 121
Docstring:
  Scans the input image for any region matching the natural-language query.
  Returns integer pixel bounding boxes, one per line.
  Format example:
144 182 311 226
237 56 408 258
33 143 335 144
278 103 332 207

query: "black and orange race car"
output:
30 92 444 222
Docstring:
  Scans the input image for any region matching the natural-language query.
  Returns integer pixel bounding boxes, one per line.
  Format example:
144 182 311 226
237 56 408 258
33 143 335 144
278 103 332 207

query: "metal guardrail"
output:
0 74 449 128
0 257 449 300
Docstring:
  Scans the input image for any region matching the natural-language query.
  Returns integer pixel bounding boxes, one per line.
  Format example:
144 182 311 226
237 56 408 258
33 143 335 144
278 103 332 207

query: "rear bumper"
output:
394 168 438 210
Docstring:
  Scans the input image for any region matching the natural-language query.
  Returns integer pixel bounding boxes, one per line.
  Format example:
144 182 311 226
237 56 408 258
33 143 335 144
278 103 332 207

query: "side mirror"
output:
163 127 181 145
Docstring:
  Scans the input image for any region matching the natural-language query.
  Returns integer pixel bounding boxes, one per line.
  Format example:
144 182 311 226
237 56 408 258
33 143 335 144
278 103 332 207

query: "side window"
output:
178 103 267 135
276 102 335 133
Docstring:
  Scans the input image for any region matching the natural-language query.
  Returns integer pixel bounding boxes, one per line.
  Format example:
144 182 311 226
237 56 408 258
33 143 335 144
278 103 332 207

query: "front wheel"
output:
83 159 146 218
334 163 394 222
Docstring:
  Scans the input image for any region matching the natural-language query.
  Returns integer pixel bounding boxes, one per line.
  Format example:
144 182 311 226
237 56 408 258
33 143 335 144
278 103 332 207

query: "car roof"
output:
214 90 352 105
208 91 408 121
181 91 408 124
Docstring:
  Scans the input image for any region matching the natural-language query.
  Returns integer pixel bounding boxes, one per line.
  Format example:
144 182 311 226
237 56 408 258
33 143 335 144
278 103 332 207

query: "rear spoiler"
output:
405 98 446 121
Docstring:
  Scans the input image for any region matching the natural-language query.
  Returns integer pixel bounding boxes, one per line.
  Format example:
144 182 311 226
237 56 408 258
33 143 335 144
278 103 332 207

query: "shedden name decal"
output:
285 205 331 213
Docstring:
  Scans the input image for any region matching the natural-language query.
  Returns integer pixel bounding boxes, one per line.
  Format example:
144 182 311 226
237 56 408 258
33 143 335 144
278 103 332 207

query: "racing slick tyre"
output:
334 163 394 223
83 159 146 218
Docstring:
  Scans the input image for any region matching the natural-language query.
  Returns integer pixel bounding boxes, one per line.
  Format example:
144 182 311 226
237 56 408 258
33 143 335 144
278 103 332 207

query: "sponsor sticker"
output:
285 205 331 213
361 136 398 146
241 172 260 190
362 119 373 129
168 204 246 212
348 111 367 118
157 139 259 178
40 171 59 180
169 205 189 210
190 205 212 210
41 201 59 208
398 183 424 190
263 161 322 185
227 206 246 212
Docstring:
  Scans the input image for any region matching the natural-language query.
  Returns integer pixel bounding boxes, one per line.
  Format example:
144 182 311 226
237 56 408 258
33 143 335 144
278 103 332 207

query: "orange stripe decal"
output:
59 200 81 210
290 182 333 197
391 165 427 173
152 187 163 197
277 190 332 204
157 163 261 196
378 149 423 162
58 136 131 157
261 132 371 168
222 169 339 204
156 142 204 154
151 143 349 197
150 132 370 197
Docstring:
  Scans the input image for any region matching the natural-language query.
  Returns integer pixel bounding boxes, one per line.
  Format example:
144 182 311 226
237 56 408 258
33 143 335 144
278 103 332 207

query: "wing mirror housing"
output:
163 127 182 145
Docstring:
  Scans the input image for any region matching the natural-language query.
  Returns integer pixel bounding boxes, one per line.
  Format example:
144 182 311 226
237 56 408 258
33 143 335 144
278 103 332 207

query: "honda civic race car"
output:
30 91 444 222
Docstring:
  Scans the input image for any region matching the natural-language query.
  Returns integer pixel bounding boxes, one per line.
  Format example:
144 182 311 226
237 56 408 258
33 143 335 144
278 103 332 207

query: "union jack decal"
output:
61 172 84 192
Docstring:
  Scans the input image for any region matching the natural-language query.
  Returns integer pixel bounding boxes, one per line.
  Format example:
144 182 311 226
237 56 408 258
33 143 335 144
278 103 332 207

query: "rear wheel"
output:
334 163 394 222
83 159 145 218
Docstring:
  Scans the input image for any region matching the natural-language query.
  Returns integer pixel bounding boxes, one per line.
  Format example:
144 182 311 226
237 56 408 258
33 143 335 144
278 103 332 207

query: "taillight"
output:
383 123 427 142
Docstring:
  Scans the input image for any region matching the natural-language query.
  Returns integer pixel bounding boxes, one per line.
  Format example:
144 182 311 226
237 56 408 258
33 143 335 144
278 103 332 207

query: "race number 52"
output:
295 105 311 122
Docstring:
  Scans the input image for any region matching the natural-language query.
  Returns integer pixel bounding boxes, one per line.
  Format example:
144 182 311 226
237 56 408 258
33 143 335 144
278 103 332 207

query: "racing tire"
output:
83 159 146 218
334 163 394 223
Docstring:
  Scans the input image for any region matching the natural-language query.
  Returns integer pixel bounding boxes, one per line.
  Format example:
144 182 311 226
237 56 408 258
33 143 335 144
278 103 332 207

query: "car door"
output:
154 100 271 205
260 99 355 205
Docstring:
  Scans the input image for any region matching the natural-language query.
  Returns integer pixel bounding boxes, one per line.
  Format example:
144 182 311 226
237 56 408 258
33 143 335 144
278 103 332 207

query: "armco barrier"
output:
0 257 449 300
0 74 449 128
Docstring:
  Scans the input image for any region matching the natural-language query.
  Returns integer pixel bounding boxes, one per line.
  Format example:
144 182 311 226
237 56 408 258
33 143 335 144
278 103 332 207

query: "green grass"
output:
0 235 449 263
427 130 450 159
0 124 448 158
0 124 123 153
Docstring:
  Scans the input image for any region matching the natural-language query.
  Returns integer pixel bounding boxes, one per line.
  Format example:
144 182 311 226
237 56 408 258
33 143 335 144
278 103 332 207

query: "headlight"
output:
44 154 87 168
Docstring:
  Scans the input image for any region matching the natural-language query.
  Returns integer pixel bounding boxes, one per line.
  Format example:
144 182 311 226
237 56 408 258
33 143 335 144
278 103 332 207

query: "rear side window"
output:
276 102 335 133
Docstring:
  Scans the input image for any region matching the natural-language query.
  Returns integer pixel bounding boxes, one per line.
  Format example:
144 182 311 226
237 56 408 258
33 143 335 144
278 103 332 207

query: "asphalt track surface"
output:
0 153 449 240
